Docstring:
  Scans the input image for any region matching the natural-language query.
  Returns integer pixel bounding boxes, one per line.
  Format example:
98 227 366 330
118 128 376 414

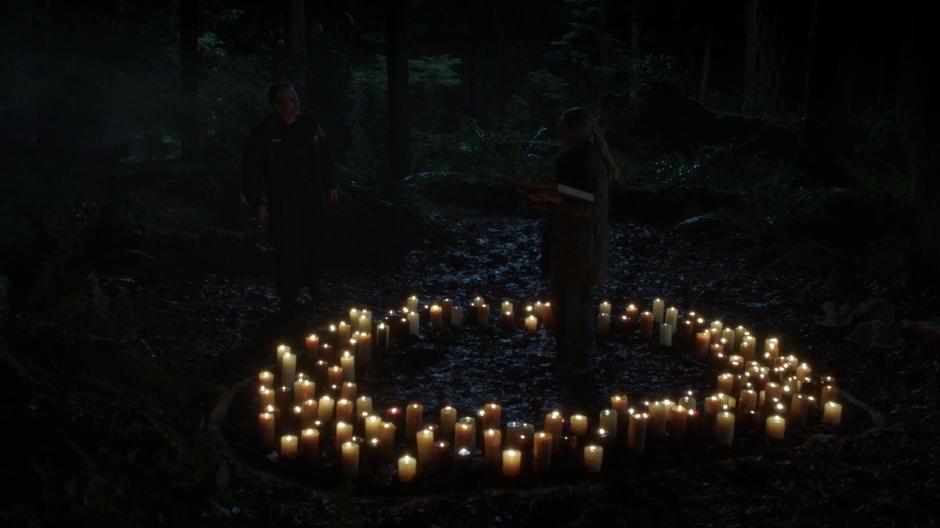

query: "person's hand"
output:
256 204 268 223
328 189 339 206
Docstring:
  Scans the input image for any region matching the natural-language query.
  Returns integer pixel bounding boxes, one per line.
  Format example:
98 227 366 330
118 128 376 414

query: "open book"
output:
504 177 595 203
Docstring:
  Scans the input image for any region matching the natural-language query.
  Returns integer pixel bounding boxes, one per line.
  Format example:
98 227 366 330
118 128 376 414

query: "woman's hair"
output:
559 107 620 180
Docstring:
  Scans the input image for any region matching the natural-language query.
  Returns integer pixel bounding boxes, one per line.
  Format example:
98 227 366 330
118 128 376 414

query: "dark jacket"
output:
241 112 335 210
540 141 610 285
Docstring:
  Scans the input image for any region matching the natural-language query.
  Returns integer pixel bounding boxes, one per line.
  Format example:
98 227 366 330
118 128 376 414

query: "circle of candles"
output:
484 428 502 466
501 448 521 478
280 434 299 460
583 444 603 472
569 414 588 437
765 415 786 440
822 401 843 426
398 455 416 482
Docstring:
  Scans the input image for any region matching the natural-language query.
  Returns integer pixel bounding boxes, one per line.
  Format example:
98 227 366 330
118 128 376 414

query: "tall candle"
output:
281 352 297 386
659 323 673 346
695 330 711 360
482 403 502 430
739 336 755 360
327 365 343 385
407 311 420 336
430 304 443 327
533 431 553 473
599 409 618 441
765 415 786 440
340 381 357 400
376 323 389 350
665 306 679 328
477 304 490 328
335 421 353 450
715 409 735 446
259 411 276 450
721 327 736 351
341 441 359 476
820 384 838 405
406 403 424 438
822 401 842 426
379 422 397 455
570 414 588 437
501 448 521 478
364 414 383 440
300 427 320 459
416 429 435 468
294 379 315 404
639 311 654 341
501 310 515 330
406 295 419 312
597 313 611 335
451 306 464 327
583 444 603 472
668 405 688 439
280 434 298 460
259 370 274 388
628 411 648 452
398 454 416 482
455 418 476 451
484 428 502 466
649 401 667 435
341 352 355 381
525 315 538 332
652 298 665 323
301 399 318 425
438 405 457 440
717 373 735 395
335 398 354 423
317 395 335 422
337 322 351 344
276 344 291 365
258 386 275 408
545 411 565 449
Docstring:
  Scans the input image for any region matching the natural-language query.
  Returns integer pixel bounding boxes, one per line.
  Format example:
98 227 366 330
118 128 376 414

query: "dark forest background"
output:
1 0 938 525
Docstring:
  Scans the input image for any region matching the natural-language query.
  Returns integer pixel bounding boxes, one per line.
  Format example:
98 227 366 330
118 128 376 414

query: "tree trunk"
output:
385 0 409 200
179 0 199 161
743 0 782 117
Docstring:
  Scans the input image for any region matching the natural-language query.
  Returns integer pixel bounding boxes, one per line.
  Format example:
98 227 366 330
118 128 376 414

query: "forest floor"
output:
133 200 937 527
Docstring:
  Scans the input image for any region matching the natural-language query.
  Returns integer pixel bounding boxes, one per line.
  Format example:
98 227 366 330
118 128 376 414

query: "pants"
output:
550 282 594 366
269 199 323 308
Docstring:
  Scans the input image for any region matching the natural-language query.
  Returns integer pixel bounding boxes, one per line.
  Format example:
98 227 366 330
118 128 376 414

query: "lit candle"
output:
280 434 298 460
765 415 786 440
721 327 736 351
525 315 538 332
335 398 354 423
597 313 611 335
439 406 457 439
398 454 416 482
337 322 351 344
363 414 382 440
695 330 711 360
533 431 553 472
710 320 724 334
375 323 389 351
407 311 420 335
294 378 315 404
545 410 564 449
327 365 343 385
430 304 443 327
301 398 318 424
542 302 553 328
259 370 274 388
501 300 514 316
340 351 355 381
570 414 588 437
406 295 419 312
484 428 502 466
665 306 679 329
628 411 648 452
482 403 502 430
821 401 842 426
599 409 618 441
820 384 838 405
739 336 755 360
258 385 275 408
715 408 735 446
317 395 335 422
717 373 735 395
335 421 353 450
451 306 464 326
501 310 514 330
652 298 665 323
454 419 476 451
259 411 276 450
477 304 490 328
341 441 359 476
501 448 521 478
276 344 291 365
417 428 435 468
625 303 639 319
648 401 667 436
659 323 672 346
406 403 424 438
379 422 397 456
639 311 654 341
281 352 297 386
583 444 603 473
668 405 688 439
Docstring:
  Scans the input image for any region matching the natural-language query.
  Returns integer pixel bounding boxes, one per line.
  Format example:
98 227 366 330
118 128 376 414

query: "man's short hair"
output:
267 81 295 105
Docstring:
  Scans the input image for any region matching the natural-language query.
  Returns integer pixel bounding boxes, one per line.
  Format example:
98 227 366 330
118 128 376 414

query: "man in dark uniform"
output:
242 81 338 313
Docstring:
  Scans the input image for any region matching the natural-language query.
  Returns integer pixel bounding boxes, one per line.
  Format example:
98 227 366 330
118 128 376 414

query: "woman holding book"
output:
506 107 616 375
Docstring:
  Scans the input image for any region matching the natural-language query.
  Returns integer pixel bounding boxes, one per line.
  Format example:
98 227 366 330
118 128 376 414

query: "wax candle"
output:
379 422 397 456
597 313 611 335
821 384 838 405
766 415 786 440
482 403 502 430
406 403 424 438
501 310 514 331
715 409 735 446
659 323 673 346
455 418 476 451
341 441 359 476
721 328 736 352
301 398 318 425
542 302 553 328
276 344 291 367
337 322 351 344
294 379 315 404
430 304 443 327
668 405 688 440
335 398 354 423
317 395 335 422
822 401 842 426
398 454 416 482
533 431 553 473
300 427 320 459
525 315 538 332
477 304 490 328
665 306 679 329
484 428 502 466
599 300 611 316
639 311 654 341
570 414 588 437
259 370 274 388
695 330 711 360
738 389 758 415
717 373 735 395
416 429 434 468
335 421 353 450
327 365 343 385
545 410 565 449
611 395 630 419
599 409 618 441
406 295 419 312
583 444 603 473
649 401 667 436
280 434 298 460
501 300 514 316
438 405 457 440
626 303 639 320
451 306 464 327
281 352 297 386
652 298 665 323
405 311 419 336
259 411 276 450
361 414 382 440
275 385 292 410
501 448 522 477
340 352 355 381
258 385 275 408
628 411 648 452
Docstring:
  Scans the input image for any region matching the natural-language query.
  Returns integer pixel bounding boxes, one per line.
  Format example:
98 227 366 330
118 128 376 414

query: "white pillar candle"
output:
398 454 416 482
597 313 611 335
356 396 373 416
349 307 360 326
281 352 297 386
583 444 603 472
407 311 420 336
406 295 419 312
340 352 355 381
501 448 521 477
484 428 502 466
659 323 672 346
365 414 383 440
416 429 435 468
569 414 588 437
341 441 359 476
665 306 678 328
451 306 464 327
276 344 291 365
652 298 665 323
405 403 423 438
765 415 786 440
440 406 458 439
259 411 276 450
280 434 298 460
822 401 842 426
525 315 538 332
317 395 335 422
599 301 611 315
359 310 372 333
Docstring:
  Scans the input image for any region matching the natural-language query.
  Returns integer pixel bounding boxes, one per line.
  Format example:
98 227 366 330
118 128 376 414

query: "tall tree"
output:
179 0 199 161
742 0 782 117
385 0 409 199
